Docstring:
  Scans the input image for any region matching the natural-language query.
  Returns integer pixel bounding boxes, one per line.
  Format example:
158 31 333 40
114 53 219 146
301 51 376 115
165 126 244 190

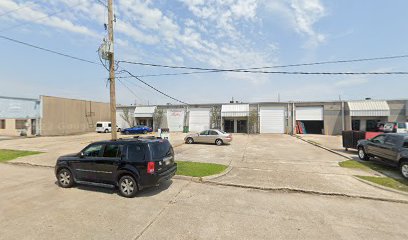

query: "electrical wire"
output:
0 1 88 33
0 2 34 18
0 34 100 65
120 70 188 105
116 54 408 77
117 79 146 103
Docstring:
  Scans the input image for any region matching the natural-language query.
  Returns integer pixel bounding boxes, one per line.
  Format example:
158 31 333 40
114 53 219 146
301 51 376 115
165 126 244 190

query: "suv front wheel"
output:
400 161 408 179
57 168 74 188
358 147 370 161
118 175 138 198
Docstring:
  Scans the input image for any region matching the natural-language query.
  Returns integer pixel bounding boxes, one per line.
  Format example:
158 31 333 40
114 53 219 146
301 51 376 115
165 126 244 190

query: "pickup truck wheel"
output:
400 161 408 179
358 147 370 161
118 175 138 198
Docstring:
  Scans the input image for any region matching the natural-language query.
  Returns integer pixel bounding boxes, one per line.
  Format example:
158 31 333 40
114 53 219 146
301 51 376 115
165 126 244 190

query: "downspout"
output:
292 102 295 135
341 101 345 132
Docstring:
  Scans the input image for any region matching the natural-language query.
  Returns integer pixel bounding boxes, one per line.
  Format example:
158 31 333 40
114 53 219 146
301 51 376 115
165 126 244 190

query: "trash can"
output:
183 126 189 133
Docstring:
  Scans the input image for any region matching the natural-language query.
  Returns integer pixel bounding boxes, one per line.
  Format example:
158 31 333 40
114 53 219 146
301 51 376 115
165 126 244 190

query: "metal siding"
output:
134 106 156 117
348 101 390 117
188 108 210 132
296 106 324 121
0 97 40 119
221 104 249 117
166 109 184 132
260 106 285 133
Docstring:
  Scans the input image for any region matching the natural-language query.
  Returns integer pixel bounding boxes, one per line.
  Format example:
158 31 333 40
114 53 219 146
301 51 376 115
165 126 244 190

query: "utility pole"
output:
108 0 117 140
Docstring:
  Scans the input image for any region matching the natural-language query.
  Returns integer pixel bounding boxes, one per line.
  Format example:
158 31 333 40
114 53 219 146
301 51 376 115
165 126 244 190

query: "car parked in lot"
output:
383 122 408 133
184 129 232 146
357 133 408 179
121 125 152 135
96 121 121 133
55 138 177 197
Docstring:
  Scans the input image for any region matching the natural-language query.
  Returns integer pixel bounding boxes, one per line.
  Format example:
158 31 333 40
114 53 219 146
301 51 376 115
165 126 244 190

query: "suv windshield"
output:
149 141 172 159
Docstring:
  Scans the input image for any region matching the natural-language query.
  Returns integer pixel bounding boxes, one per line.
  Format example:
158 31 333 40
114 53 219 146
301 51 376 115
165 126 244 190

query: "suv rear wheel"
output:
400 161 408 179
57 168 74 188
358 147 370 161
118 175 138 198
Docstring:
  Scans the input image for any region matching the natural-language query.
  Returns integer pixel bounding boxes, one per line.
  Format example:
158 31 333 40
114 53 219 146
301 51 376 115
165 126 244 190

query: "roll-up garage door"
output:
189 108 210 132
295 106 324 121
167 109 185 132
260 106 285 133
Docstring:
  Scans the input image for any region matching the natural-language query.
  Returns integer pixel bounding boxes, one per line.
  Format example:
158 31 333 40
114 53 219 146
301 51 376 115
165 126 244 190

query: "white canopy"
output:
134 106 156 117
221 104 249 117
348 101 390 117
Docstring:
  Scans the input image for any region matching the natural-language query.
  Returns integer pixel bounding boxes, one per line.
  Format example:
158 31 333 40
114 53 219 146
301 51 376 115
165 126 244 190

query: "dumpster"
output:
342 131 381 150
158 128 170 140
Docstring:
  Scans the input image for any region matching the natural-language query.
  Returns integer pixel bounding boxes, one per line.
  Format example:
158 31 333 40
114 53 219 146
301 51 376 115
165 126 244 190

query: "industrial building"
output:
0 95 111 136
116 99 408 135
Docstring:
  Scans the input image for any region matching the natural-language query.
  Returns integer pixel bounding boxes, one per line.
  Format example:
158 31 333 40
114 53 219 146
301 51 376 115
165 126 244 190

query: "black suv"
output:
55 137 177 198
357 133 408 179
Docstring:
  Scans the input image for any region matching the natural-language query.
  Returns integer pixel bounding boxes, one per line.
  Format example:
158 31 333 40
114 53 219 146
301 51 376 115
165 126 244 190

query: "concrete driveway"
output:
176 134 408 201
0 163 407 240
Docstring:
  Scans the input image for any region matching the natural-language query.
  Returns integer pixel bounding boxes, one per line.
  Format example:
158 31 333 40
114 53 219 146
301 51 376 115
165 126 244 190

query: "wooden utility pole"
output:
108 0 117 140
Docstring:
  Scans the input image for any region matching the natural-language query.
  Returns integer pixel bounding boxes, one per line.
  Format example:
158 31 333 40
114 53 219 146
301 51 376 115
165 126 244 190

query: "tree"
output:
153 109 164 131
120 108 134 127
248 109 258 134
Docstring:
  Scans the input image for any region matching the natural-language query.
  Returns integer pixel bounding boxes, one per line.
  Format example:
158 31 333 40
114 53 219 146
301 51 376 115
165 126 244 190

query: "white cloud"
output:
263 0 326 47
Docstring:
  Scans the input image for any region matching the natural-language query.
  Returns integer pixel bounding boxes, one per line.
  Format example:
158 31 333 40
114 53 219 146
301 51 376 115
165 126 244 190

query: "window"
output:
209 130 219 135
103 144 123 158
0 120 5 129
149 141 172 159
128 144 145 162
398 123 406 128
96 123 102 127
108 123 112 127
371 135 386 144
200 130 209 135
384 136 399 146
83 144 103 157
15 120 26 129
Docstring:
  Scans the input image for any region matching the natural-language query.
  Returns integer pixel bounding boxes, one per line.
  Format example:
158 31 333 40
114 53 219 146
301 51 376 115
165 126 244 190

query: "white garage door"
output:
260 106 285 133
296 106 324 121
167 109 185 132
189 108 210 132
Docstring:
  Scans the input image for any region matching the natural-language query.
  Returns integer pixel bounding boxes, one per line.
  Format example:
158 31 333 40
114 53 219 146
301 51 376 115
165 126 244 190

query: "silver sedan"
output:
184 129 232 146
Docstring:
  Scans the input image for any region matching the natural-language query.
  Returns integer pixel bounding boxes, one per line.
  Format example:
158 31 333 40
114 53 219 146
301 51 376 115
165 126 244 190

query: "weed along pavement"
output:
1 133 408 239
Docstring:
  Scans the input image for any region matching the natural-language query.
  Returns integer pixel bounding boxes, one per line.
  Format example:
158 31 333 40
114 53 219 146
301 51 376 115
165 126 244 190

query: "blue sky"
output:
0 0 407 105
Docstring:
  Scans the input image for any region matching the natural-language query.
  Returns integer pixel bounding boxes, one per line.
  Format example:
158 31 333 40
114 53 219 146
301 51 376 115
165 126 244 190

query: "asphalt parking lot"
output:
1 133 408 239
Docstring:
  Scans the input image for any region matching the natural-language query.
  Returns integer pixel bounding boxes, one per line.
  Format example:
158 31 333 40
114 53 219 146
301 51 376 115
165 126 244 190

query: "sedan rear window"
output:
149 141 172 159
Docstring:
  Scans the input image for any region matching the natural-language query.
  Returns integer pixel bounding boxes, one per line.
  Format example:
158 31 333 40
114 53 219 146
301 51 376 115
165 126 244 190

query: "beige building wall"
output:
40 96 111 136
0 119 36 136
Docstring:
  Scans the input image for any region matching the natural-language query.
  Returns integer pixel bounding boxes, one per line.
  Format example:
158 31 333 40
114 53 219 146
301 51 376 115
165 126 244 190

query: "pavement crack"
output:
133 181 190 240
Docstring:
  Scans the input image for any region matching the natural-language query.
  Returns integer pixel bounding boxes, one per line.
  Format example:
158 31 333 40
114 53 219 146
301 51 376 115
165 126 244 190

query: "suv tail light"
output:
147 161 155 174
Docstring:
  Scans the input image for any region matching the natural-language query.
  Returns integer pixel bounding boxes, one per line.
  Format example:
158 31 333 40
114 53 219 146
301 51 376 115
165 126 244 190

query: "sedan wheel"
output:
57 169 74 188
401 162 408 179
215 139 223 146
118 175 138 198
186 137 194 144
125 131 129 135
143 130 147 134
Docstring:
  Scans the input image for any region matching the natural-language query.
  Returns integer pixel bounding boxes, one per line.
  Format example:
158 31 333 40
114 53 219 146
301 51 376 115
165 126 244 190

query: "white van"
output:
96 122 121 133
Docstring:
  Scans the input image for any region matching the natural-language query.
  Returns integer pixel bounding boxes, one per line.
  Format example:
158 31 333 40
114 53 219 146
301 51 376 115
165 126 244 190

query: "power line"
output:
117 54 408 77
117 79 146 103
0 1 88 33
0 2 34 18
121 70 188 105
0 34 100 65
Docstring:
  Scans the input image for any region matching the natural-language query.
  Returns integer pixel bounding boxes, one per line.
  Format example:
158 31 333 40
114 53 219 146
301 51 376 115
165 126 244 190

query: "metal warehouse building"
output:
116 99 408 135
0 95 111 136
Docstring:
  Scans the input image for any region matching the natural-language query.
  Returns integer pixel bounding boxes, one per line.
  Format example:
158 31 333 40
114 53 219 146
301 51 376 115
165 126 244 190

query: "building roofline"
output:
0 95 40 102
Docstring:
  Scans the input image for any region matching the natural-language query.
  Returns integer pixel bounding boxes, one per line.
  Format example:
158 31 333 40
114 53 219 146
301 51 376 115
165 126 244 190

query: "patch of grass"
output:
176 161 228 177
356 176 408 192
338 160 393 172
0 149 42 163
